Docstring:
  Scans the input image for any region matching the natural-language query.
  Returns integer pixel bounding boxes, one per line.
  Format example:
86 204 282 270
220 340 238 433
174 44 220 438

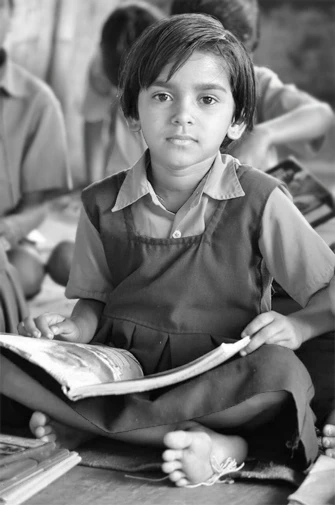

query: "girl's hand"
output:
240 311 304 356
17 313 81 342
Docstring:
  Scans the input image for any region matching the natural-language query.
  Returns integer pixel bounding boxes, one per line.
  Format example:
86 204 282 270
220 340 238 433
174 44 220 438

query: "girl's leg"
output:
1 354 291 486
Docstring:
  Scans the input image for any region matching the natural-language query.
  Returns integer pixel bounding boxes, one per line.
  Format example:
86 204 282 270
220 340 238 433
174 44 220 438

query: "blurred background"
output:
5 0 335 188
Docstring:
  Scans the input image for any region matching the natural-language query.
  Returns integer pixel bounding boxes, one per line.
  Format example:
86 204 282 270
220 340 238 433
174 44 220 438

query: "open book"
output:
266 157 335 242
0 333 250 401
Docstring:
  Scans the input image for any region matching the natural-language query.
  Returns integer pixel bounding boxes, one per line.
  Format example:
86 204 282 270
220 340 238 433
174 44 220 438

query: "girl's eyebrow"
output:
150 80 229 93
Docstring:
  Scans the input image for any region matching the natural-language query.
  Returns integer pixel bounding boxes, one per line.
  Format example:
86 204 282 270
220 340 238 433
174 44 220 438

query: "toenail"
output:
323 439 330 447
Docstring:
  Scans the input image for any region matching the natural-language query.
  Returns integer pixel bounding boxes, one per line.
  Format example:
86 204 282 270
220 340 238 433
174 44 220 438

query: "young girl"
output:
2 14 335 487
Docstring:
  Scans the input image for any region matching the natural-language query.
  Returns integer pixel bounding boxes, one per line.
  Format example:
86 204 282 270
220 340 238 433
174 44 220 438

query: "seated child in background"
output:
0 0 73 299
171 0 334 170
2 14 335 488
171 0 335 458
82 0 165 183
0 242 28 333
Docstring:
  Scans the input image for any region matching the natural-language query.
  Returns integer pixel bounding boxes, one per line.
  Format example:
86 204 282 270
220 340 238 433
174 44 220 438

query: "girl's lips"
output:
167 135 197 145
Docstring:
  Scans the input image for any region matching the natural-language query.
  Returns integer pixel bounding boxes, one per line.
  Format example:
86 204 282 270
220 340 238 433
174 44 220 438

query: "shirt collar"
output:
112 151 245 212
112 151 153 211
203 153 245 200
0 55 30 97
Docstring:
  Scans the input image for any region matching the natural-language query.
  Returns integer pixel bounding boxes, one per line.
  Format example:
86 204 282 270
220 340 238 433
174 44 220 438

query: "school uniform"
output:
0 50 71 217
254 66 328 166
81 52 146 175
63 152 335 468
0 50 71 331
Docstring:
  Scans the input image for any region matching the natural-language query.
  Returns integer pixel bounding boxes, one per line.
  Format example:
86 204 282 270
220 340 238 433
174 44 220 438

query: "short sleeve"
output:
65 207 114 301
259 187 335 307
255 66 327 157
21 86 72 194
81 52 114 122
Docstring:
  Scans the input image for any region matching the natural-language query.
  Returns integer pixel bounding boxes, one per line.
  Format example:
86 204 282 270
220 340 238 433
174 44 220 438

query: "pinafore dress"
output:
65 163 319 468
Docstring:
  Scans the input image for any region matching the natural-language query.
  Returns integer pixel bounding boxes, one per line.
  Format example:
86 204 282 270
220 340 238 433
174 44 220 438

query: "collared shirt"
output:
0 54 71 216
66 152 335 308
81 52 146 175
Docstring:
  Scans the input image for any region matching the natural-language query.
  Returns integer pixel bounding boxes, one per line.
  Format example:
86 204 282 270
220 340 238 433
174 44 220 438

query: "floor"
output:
25 465 295 505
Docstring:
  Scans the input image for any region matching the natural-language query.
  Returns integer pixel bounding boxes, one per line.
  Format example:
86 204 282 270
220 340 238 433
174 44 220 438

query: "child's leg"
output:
322 411 335 458
1 354 292 486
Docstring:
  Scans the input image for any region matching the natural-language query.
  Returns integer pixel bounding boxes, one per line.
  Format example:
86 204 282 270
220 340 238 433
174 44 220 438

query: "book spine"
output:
0 452 81 505
0 450 69 493
0 461 37 482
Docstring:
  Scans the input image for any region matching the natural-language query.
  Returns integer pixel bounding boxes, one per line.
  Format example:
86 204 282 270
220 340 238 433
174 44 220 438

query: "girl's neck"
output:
148 156 215 212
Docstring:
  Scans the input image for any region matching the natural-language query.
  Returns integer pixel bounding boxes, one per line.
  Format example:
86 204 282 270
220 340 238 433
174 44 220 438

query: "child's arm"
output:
83 120 109 184
230 101 334 170
240 281 334 356
17 298 104 344
0 192 48 248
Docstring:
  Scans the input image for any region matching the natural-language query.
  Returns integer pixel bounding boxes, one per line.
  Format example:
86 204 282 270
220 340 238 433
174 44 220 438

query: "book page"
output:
266 157 335 231
0 334 143 394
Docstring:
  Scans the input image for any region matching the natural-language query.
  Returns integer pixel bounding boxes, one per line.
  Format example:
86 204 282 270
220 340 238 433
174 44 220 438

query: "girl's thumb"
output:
50 324 65 335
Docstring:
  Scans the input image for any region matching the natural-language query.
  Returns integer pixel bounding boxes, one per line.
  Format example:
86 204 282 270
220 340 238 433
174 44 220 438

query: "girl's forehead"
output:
156 50 231 84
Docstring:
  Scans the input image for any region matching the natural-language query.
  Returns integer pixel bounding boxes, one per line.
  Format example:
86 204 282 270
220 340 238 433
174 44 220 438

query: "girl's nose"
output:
171 101 195 126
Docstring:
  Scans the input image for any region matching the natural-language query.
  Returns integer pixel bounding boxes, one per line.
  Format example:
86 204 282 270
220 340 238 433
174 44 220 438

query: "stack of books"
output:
0 434 81 505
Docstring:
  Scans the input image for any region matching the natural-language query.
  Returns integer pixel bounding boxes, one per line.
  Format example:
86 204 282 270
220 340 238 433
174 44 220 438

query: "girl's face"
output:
134 51 245 175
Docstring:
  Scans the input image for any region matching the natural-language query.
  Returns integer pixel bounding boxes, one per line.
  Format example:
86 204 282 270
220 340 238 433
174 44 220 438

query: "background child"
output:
0 0 73 301
171 0 334 170
82 0 165 183
2 14 335 488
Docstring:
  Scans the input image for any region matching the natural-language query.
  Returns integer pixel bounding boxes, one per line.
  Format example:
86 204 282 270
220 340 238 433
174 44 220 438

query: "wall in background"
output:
5 0 335 186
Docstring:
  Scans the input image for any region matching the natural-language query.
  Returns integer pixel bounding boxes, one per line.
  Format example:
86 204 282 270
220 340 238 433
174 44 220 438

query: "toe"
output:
325 449 335 458
40 433 57 443
164 430 193 450
161 460 182 474
323 424 335 438
162 449 183 461
168 470 187 483
322 436 335 449
29 411 50 431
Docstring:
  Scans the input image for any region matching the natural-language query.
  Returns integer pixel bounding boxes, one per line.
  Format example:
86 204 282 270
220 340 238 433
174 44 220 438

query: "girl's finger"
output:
19 316 39 337
241 324 282 355
34 315 56 339
241 311 276 340
17 321 32 337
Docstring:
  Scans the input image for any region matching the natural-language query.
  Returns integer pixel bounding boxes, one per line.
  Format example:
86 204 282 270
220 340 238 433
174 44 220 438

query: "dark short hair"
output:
100 1 164 88
171 0 260 52
119 13 256 146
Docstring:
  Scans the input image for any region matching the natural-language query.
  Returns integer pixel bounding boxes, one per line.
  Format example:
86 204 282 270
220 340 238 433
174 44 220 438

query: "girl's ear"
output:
227 121 246 140
127 118 141 132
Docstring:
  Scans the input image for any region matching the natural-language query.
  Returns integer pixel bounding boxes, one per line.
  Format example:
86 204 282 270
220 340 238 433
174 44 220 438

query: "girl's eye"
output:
154 93 172 102
201 96 217 105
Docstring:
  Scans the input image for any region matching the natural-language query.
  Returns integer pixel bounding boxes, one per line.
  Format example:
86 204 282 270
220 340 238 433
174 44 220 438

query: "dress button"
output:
172 230 182 238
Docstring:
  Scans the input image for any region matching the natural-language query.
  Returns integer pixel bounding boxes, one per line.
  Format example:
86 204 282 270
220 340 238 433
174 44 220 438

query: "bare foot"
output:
322 411 335 458
161 425 247 487
29 411 93 450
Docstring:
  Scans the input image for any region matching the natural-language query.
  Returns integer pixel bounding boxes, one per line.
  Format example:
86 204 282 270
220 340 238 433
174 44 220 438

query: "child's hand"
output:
17 313 81 342
240 311 303 356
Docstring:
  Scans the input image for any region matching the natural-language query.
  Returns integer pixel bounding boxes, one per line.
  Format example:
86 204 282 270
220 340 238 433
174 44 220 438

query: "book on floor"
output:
266 156 335 243
0 333 250 400
0 434 81 505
